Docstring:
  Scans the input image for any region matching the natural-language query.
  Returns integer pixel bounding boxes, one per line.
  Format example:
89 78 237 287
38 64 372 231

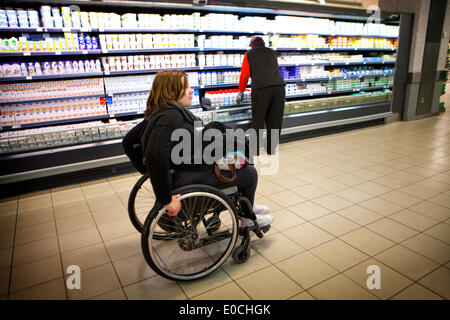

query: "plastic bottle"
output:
35 62 42 75
78 60 85 73
95 59 101 72
65 61 73 73
72 60 79 73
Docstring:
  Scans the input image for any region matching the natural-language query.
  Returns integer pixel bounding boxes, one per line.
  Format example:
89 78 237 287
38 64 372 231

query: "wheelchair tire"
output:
232 245 250 264
128 173 152 233
141 184 239 281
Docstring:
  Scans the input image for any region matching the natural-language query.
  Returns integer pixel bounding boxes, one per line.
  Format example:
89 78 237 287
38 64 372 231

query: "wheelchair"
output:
128 173 271 281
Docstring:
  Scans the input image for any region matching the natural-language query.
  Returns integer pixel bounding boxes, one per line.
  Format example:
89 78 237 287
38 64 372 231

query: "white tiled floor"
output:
1 110 449 300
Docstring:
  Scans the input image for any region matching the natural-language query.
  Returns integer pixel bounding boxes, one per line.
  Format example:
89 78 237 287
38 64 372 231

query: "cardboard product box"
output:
106 126 115 138
83 128 93 141
43 133 54 147
8 138 21 152
17 137 28 151
91 127 100 140
26 136 37 149
112 125 121 138
0 140 11 154
34 134 46 149
66 130 77 144
98 126 107 139
51 132 62 146
60 131 69 144
74 129 85 143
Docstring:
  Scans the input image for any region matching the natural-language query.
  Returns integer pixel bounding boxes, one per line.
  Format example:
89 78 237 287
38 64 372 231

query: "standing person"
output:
126 69 272 223
236 36 286 155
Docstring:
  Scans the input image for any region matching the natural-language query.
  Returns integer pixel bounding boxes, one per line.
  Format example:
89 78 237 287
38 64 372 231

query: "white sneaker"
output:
253 204 270 215
240 214 274 228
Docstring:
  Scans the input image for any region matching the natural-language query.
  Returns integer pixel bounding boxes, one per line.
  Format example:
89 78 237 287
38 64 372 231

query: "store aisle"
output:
0 112 449 300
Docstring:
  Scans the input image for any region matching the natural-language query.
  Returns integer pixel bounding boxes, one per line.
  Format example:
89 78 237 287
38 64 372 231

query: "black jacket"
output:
144 103 214 205
247 44 285 90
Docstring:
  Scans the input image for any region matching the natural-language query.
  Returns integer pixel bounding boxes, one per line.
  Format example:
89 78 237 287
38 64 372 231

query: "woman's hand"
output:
164 194 181 216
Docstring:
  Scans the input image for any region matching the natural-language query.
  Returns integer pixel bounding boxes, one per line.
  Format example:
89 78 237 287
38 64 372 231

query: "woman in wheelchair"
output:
124 70 273 281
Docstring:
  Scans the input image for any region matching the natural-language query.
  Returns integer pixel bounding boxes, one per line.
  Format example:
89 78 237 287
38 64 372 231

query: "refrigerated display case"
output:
0 0 407 185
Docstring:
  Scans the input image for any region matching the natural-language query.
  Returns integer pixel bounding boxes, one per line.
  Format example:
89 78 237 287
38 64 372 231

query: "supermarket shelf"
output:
0 93 105 105
192 75 394 90
104 66 240 76
1 47 395 58
0 27 95 33
106 90 148 96
219 102 391 133
107 111 143 118
0 65 395 83
0 139 128 182
102 62 395 77
223 119 252 127
103 48 200 54
104 66 200 76
197 86 392 110
0 27 398 39
280 61 395 68
284 73 395 83
0 50 101 57
285 86 392 100
0 72 104 82
193 83 240 89
275 47 397 52
282 102 391 135
0 114 110 132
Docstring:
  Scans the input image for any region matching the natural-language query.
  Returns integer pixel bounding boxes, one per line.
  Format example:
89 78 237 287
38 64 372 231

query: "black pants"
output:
251 85 285 155
172 165 258 208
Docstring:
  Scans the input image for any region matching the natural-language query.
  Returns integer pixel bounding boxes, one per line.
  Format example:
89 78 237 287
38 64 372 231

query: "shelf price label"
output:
82 50 88 54
55 51 61 55
23 51 31 56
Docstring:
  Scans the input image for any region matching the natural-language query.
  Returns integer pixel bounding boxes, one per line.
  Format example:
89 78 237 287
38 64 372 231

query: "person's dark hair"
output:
249 36 265 48
145 70 188 117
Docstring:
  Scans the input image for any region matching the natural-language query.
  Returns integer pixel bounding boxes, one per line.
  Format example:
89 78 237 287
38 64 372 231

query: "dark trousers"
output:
172 165 258 208
250 85 285 155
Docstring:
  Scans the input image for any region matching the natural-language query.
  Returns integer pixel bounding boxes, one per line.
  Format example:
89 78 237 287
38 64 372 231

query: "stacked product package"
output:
0 59 102 77
101 54 196 72
0 119 139 154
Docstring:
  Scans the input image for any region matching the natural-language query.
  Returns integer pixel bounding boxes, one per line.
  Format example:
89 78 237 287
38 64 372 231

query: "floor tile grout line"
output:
7 276 66 299
6 197 19 300
370 256 449 300
51 187 72 300
75 183 128 300
387 281 444 300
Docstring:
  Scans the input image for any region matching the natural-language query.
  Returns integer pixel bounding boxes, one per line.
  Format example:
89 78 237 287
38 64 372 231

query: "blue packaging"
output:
78 33 86 50
85 35 92 50
91 36 98 49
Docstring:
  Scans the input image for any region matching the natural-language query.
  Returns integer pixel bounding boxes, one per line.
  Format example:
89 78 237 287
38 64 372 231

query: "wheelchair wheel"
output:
141 184 239 281
128 174 153 233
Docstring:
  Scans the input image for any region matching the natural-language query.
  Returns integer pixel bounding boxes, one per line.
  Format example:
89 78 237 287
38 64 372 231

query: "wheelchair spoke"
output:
146 189 238 280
